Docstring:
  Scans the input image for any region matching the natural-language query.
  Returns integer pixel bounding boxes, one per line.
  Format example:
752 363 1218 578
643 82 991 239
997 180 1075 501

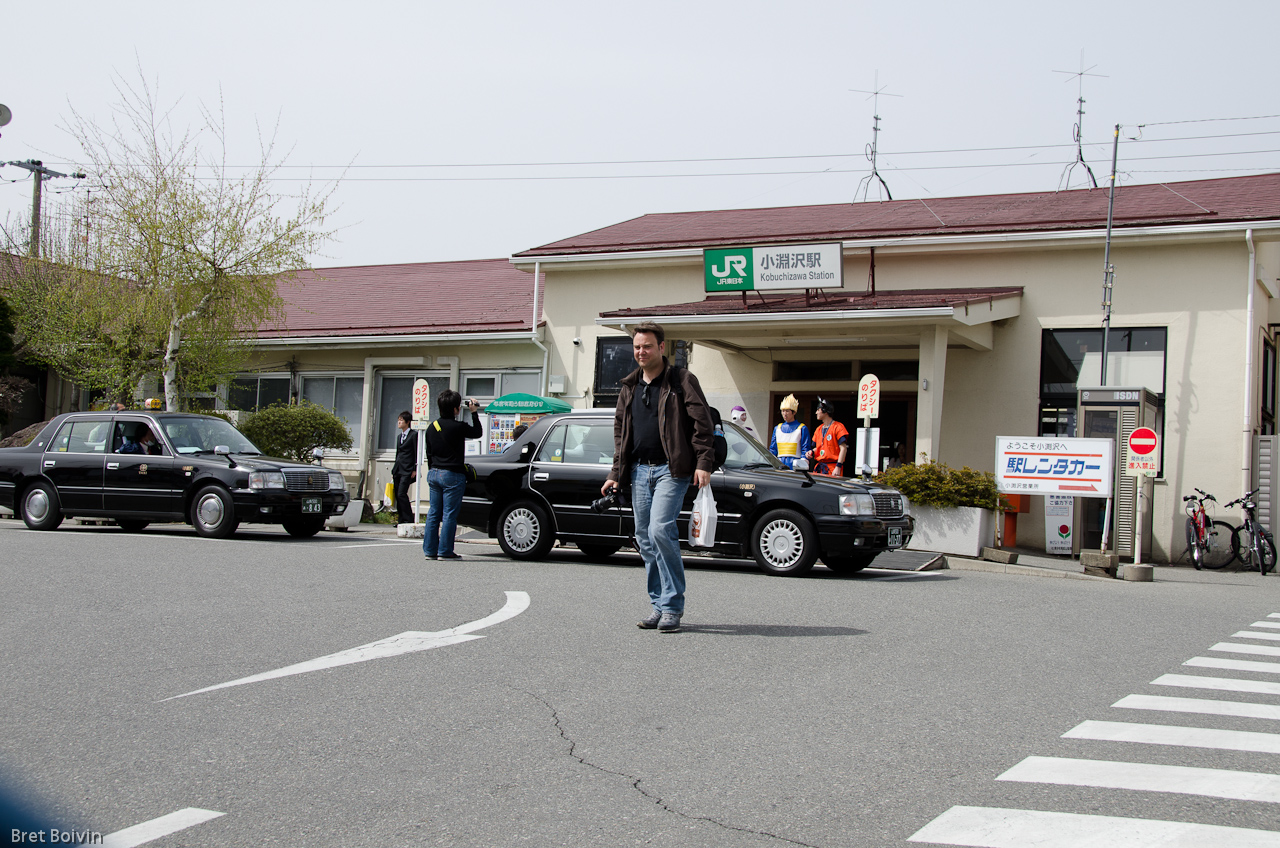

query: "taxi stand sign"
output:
995 437 1114 498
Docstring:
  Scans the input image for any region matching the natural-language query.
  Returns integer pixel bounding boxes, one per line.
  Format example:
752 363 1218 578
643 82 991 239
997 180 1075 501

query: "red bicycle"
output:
1183 488 1235 569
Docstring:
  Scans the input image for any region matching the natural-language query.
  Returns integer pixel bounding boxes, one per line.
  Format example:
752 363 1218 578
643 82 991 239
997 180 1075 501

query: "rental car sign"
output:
995 437 1114 497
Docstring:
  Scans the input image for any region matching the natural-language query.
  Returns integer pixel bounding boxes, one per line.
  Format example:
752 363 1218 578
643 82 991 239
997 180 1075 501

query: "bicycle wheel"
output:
1186 516 1204 569
1259 531 1276 576
1202 520 1236 569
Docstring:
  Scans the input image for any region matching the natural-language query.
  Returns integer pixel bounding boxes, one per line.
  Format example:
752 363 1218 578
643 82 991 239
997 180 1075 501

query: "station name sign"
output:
704 243 843 293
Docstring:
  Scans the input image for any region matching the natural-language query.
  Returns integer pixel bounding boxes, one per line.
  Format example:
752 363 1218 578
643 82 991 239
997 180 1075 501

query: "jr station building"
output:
509 173 1280 562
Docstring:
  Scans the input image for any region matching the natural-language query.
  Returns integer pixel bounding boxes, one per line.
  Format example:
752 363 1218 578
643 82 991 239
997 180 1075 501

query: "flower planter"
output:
905 505 996 558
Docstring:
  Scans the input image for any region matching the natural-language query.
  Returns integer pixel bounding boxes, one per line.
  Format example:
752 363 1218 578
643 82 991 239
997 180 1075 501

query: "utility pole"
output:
1099 124 1120 385
3 160 86 258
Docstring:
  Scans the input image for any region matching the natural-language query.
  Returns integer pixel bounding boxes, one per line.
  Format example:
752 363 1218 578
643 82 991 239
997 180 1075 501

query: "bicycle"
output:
1183 488 1235 569
1224 489 1276 575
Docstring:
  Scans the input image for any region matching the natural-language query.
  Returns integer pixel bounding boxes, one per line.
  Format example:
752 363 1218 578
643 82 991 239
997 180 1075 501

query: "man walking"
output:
393 411 418 524
807 397 849 477
602 321 715 634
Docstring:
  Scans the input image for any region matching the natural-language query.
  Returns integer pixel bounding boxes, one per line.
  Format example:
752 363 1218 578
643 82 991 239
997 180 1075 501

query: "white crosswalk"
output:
908 612 1280 846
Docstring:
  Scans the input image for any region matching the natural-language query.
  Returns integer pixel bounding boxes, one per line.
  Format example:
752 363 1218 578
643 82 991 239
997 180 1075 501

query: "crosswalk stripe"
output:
1251 621 1280 630
1154 673 1280 696
997 755 1280 802
1063 720 1280 754
907 806 1280 847
1212 641 1280 657
1235 630 1280 642
1270 613 1280 619
102 808 224 848
1186 656 1280 674
1113 693 1280 720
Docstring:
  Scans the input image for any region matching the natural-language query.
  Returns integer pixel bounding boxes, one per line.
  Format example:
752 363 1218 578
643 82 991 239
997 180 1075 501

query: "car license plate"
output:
888 527 902 548
302 498 322 514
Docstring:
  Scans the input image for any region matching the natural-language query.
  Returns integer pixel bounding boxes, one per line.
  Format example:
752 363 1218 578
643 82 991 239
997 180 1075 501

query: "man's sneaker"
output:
438 552 464 561
657 613 682 633
637 610 662 629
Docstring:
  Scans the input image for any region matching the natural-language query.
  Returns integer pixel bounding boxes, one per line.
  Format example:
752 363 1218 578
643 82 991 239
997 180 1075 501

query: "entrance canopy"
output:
596 286 1021 353
485 393 573 414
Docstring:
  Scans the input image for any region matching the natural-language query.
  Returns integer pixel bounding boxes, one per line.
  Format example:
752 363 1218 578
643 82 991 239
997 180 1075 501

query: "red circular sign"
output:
1128 427 1158 456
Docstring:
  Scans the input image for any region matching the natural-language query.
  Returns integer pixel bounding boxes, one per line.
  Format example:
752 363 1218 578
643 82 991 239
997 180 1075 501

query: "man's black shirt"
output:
630 370 667 465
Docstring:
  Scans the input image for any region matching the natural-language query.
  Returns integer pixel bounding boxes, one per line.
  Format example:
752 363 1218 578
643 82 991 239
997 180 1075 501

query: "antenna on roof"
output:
850 72 901 202
1053 53 1107 190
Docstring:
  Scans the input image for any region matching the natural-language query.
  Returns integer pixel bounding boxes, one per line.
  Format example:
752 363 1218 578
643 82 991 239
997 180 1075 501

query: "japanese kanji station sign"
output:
995 437 1114 498
704 243 844 293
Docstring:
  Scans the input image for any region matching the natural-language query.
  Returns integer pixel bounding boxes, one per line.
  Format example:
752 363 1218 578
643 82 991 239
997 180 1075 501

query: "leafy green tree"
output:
2 72 335 411
238 401 353 463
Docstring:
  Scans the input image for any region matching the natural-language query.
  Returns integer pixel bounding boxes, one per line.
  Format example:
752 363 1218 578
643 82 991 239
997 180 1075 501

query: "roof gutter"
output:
252 330 535 349
513 220 1280 267
595 306 957 331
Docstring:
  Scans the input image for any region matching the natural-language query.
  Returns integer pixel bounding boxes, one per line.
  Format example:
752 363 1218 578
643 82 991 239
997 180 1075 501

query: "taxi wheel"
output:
283 517 325 538
497 500 555 560
191 485 239 539
822 552 877 574
116 519 150 533
21 480 63 531
752 509 818 576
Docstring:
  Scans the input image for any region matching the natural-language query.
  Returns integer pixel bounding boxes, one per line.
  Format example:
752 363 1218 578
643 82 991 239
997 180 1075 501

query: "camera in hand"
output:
590 490 619 514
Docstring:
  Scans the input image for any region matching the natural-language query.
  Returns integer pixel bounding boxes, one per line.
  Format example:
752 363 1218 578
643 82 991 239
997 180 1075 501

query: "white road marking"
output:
908 805 1280 847
1154 673 1280 697
1271 613 1280 619
1113 693 1280 721
333 541 423 549
1063 720 1280 754
1186 656 1280 674
164 591 530 700
1235 630 1280 641
998 755 1280 803
1212 641 1280 657
1251 621 1280 629
101 808 224 848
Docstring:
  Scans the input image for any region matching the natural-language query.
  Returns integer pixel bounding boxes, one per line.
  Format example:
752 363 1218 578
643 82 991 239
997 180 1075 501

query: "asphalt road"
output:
3 519 1280 847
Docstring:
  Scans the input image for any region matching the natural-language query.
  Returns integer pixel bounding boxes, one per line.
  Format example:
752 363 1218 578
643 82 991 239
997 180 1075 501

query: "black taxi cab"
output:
457 411 913 576
0 412 349 538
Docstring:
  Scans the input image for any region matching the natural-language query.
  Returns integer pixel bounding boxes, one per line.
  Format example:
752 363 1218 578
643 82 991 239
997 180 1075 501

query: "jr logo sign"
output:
704 248 753 291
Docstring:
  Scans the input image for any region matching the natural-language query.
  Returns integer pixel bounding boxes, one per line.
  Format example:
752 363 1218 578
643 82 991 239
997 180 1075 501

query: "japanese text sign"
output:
857 374 880 419
411 378 431 421
704 243 843 293
995 437 1114 497
1126 427 1160 477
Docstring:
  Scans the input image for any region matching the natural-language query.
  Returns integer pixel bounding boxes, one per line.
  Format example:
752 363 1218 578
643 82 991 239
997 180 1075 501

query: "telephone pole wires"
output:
3 160 86 258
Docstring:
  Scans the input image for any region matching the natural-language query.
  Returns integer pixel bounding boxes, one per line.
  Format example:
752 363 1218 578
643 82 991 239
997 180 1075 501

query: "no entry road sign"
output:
1127 426 1159 476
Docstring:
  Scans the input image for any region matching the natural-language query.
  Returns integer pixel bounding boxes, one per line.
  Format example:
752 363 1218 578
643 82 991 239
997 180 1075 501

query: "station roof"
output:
515 172 1280 258
260 258 541 340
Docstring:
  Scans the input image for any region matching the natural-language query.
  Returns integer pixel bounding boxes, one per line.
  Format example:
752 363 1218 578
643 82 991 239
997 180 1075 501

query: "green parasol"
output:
483 393 573 415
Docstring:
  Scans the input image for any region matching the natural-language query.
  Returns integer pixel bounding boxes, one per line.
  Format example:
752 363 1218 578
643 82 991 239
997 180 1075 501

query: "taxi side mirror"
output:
792 458 810 472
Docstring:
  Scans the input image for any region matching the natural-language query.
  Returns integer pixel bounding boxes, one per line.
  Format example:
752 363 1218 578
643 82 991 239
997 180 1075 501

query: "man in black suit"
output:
393 411 418 524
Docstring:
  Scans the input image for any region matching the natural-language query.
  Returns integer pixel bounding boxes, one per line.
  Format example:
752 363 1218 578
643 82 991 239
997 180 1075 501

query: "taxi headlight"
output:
248 470 286 490
839 493 876 516
328 472 346 491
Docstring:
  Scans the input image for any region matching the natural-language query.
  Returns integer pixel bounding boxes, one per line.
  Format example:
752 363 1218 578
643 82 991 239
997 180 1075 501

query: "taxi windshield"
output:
157 416 261 455
723 422 782 470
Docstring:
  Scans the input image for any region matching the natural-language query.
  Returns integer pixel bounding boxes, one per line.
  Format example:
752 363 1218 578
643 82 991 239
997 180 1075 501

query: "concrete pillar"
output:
916 325 949 462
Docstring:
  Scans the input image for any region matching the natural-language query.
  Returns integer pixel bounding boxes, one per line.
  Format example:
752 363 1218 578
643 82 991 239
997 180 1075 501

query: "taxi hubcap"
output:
504 509 539 551
198 494 224 527
26 489 49 521
762 520 802 565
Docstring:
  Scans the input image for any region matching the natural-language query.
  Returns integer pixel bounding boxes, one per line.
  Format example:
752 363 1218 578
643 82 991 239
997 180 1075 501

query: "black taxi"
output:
0 412 349 538
457 411 913 576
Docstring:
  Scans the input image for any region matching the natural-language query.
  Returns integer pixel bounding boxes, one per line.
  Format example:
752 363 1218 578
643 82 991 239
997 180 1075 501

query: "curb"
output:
946 557 1120 582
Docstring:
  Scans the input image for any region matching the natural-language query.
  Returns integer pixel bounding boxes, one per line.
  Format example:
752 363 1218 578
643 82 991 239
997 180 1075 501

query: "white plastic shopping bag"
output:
689 485 718 548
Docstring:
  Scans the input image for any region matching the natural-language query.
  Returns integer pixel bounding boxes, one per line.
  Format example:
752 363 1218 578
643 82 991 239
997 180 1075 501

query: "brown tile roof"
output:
516 173 1280 257
260 259 540 339
600 287 1024 320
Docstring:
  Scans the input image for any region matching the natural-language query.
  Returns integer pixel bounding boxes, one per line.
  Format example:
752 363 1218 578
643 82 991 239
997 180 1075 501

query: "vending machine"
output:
1075 387 1160 557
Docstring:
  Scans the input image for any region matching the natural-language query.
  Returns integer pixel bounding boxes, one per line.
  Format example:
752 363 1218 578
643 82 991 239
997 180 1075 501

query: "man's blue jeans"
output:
630 463 691 614
423 468 467 558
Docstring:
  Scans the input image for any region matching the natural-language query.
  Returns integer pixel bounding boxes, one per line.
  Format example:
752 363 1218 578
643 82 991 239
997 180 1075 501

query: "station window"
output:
1039 327 1167 437
228 375 290 411
302 375 364 439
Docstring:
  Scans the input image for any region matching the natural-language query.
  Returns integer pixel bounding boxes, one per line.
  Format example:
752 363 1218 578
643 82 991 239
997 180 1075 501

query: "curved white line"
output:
164 591 530 700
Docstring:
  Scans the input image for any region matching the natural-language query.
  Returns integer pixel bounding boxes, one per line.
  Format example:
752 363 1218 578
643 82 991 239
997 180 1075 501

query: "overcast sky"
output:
3 1 1278 268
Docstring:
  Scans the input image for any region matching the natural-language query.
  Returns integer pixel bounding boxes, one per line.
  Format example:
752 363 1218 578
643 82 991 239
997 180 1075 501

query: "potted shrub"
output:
878 459 1004 557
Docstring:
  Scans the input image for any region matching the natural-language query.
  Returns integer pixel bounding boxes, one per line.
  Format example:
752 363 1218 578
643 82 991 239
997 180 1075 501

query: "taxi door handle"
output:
43 460 56 468
533 472 549 481
107 462 120 470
